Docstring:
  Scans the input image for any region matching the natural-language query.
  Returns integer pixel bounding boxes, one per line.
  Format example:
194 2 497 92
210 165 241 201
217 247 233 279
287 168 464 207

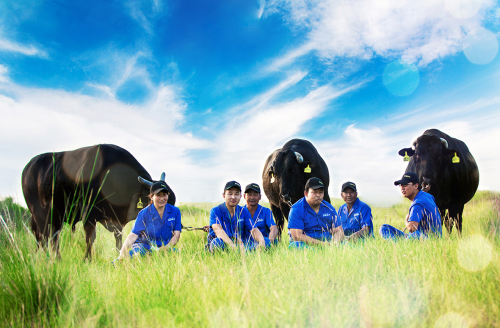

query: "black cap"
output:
151 181 170 194
224 181 241 191
305 177 324 191
244 183 261 193
341 181 357 192
394 172 419 186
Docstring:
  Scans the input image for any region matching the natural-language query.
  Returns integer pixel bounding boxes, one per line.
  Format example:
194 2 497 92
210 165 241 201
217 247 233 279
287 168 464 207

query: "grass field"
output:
0 192 499 327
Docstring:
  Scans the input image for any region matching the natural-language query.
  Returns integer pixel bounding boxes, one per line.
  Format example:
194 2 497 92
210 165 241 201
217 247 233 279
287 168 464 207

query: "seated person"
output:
206 181 267 252
333 182 374 243
288 177 338 248
379 172 442 240
118 181 181 259
243 183 278 247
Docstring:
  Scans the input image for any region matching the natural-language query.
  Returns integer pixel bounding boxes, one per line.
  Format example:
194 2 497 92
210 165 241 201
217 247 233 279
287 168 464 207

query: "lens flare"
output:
383 60 420 97
434 312 469 328
445 0 482 19
457 234 493 271
463 28 498 65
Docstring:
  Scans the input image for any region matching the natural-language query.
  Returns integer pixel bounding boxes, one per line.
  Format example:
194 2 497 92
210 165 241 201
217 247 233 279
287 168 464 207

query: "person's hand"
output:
332 225 345 245
230 243 237 251
202 225 210 232
405 214 409 223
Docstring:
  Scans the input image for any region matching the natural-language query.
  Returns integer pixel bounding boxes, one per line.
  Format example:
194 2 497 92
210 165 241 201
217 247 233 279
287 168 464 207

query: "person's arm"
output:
290 229 329 246
212 224 237 250
330 207 344 244
268 225 278 242
250 228 266 248
347 205 373 242
345 226 370 242
406 205 422 233
118 232 139 259
161 231 181 250
266 209 278 242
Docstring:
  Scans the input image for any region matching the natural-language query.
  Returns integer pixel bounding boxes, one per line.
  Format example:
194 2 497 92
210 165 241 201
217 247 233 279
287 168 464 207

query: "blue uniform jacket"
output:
207 203 253 243
243 204 276 242
336 198 374 237
287 197 337 241
408 191 442 236
131 203 182 247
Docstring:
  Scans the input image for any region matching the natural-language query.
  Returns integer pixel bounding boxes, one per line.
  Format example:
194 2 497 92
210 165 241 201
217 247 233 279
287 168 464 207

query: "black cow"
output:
21 144 175 259
262 139 331 236
398 129 479 234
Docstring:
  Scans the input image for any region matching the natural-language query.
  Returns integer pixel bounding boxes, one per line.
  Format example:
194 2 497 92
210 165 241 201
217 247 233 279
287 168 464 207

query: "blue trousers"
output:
288 241 311 249
207 237 272 252
129 243 177 257
379 224 423 240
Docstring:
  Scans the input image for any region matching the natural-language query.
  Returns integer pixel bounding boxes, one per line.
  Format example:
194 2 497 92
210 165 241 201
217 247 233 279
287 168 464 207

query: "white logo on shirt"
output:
168 217 175 221
322 214 330 217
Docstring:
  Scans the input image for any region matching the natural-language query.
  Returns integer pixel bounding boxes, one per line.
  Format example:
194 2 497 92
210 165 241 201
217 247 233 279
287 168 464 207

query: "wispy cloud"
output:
0 34 47 57
265 0 497 67
124 0 164 34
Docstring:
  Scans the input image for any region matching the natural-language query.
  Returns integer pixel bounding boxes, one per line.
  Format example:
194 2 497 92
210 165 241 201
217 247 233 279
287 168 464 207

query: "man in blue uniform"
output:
334 182 374 243
206 181 267 252
287 177 338 248
243 183 278 247
379 172 442 240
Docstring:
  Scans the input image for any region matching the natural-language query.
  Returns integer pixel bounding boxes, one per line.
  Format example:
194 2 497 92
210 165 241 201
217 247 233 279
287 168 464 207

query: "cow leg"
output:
448 203 464 236
84 223 96 261
271 204 284 240
114 230 123 252
439 209 450 235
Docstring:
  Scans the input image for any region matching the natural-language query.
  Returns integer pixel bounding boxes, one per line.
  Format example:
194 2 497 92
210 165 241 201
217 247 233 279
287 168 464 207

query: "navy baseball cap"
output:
305 177 324 191
394 172 419 186
151 181 170 194
224 181 241 191
244 183 261 193
341 181 357 192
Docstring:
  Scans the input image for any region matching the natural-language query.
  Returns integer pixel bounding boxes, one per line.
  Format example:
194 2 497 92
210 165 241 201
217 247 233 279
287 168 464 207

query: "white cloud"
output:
0 80 210 205
0 34 46 57
265 0 497 66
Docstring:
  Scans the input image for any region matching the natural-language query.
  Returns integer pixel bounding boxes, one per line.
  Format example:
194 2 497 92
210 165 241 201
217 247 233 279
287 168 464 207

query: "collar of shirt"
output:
342 198 361 217
302 198 330 216
148 203 172 221
244 204 262 221
220 203 243 222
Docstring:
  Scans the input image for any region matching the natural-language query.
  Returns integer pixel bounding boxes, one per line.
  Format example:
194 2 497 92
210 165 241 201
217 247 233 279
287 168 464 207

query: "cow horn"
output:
160 172 166 181
138 176 153 187
294 152 304 164
440 138 448 149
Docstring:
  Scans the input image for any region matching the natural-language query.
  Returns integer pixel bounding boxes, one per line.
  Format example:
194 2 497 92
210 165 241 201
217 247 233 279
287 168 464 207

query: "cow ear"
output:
443 148 458 163
398 148 415 157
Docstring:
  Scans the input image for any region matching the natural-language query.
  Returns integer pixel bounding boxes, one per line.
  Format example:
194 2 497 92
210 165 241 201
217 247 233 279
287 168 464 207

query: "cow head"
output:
138 172 174 204
271 149 306 206
398 135 456 194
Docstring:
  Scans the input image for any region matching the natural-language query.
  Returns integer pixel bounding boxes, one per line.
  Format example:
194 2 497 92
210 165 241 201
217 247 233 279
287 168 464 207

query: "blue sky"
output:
1 0 499 205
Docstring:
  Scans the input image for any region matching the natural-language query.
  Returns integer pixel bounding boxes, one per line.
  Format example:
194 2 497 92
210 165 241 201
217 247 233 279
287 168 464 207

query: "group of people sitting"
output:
117 172 443 259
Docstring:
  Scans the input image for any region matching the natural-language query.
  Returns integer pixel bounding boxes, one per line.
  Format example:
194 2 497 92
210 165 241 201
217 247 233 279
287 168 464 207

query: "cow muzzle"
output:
281 194 293 208
421 177 432 192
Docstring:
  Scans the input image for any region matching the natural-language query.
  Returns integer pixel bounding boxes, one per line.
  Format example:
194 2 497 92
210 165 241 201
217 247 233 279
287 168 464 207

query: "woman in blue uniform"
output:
118 180 182 258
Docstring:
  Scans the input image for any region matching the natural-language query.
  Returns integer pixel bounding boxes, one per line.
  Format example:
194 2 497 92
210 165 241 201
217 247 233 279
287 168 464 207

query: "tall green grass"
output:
0 192 498 327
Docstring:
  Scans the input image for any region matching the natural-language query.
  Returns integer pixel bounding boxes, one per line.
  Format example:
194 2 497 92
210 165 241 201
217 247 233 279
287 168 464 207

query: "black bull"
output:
262 139 331 236
21 144 175 259
398 129 479 234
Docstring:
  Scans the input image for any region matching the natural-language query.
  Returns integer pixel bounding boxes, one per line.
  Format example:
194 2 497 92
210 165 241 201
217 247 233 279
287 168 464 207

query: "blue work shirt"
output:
287 197 337 241
243 204 276 242
408 191 442 236
336 198 374 237
207 203 253 243
131 203 182 247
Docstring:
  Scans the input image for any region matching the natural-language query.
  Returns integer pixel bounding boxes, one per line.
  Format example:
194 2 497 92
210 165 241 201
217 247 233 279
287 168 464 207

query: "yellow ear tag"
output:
452 153 460 164
304 165 311 173
137 198 143 209
403 151 410 162
270 174 275 183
